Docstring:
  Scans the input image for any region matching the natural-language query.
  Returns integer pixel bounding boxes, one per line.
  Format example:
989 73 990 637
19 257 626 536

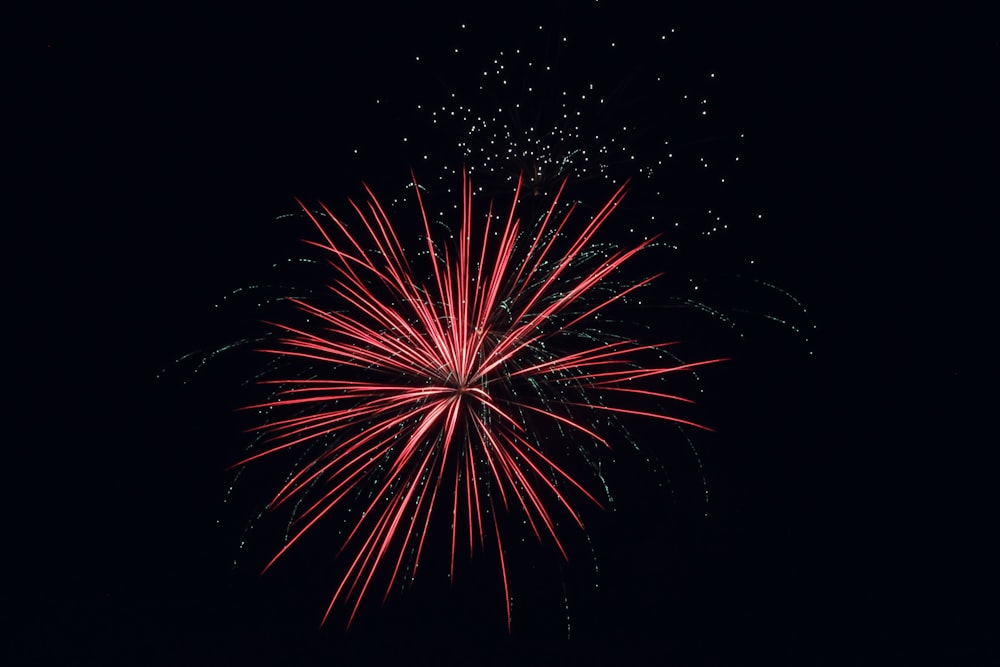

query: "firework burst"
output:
235 170 722 627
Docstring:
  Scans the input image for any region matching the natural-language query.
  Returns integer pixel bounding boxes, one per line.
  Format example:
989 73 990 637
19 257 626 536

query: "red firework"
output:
236 171 721 628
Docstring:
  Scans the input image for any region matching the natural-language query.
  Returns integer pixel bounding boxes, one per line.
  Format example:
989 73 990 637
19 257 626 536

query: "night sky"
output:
11 2 995 664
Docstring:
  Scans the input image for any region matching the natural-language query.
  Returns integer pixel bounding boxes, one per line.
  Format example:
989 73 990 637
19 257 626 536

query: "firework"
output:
236 170 721 628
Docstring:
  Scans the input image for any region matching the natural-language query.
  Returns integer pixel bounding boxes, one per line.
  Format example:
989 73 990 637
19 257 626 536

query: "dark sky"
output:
11 2 996 664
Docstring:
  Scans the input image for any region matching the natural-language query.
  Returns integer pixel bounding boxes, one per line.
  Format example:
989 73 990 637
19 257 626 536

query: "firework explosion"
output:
236 170 722 627
207 9 812 633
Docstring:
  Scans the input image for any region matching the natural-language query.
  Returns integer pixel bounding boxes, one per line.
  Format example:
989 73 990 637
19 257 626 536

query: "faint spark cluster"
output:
387 24 749 241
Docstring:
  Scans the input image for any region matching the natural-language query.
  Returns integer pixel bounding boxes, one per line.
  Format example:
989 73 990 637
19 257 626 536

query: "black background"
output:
10 2 996 664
